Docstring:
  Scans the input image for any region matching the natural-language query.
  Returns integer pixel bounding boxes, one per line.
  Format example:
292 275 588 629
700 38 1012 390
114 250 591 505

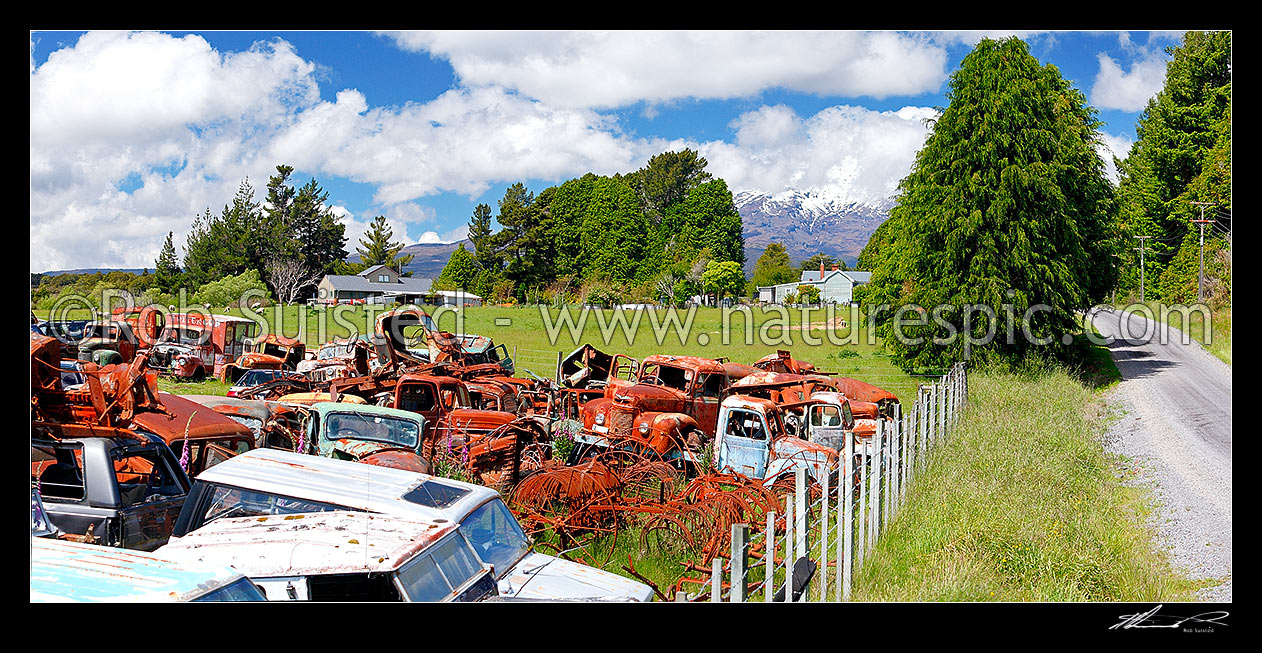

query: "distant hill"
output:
346 239 471 280
37 268 149 276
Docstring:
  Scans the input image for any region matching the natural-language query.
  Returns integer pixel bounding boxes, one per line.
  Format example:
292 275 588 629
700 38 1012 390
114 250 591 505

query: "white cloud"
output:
29 30 943 272
703 104 935 205
381 31 950 108
29 31 323 273
1091 52 1167 112
270 86 647 203
1096 132 1134 185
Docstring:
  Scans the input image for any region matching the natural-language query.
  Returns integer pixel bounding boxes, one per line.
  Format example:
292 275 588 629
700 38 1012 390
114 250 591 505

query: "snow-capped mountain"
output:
736 189 893 272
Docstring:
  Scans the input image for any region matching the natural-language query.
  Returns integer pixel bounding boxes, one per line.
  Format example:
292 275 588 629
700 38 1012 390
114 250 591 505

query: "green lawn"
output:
848 365 1205 601
81 302 929 401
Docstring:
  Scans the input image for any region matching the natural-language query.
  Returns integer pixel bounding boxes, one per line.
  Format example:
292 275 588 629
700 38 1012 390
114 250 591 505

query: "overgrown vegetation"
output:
850 366 1203 601
1115 31 1231 309
447 149 746 305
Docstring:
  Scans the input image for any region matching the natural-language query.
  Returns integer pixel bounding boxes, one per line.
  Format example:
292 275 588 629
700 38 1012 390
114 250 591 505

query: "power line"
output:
1134 235 1152 303
1190 201 1216 302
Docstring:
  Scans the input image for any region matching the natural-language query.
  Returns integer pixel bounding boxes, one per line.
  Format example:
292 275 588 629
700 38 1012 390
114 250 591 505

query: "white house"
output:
758 266 871 304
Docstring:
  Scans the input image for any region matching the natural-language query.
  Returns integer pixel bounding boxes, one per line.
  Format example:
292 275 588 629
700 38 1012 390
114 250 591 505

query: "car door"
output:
717 408 769 478
113 446 188 551
806 403 853 452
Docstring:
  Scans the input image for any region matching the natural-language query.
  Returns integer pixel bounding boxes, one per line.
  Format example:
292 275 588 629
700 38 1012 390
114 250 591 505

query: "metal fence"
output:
692 362 969 602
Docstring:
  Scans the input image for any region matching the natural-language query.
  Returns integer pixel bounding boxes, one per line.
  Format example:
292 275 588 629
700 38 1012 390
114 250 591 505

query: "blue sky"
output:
29 30 1188 272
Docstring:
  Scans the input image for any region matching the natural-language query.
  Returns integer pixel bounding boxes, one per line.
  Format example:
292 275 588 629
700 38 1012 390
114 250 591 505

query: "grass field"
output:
848 365 1203 601
67 302 931 400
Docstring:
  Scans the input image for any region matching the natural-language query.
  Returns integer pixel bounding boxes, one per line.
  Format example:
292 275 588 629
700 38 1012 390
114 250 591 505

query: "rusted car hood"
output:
832 377 899 404
234 352 286 368
448 408 517 429
131 392 253 444
611 384 686 412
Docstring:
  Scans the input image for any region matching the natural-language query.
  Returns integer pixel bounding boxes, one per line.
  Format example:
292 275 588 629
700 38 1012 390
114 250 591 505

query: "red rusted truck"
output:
575 355 761 467
148 313 257 381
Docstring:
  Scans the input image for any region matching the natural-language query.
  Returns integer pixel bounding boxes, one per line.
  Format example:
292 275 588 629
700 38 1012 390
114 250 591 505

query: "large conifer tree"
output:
866 37 1119 370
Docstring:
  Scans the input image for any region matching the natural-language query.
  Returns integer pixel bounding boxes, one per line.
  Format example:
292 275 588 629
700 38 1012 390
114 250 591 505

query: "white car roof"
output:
193 447 500 522
160 511 458 577
30 538 249 602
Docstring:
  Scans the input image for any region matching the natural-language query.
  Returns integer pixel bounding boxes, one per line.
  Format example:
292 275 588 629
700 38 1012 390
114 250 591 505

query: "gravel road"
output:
1089 306 1231 601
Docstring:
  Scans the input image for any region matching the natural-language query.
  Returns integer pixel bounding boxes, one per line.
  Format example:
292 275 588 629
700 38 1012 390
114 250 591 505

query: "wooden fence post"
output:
784 489 794 602
857 442 867 566
869 418 883 551
794 467 807 602
711 557 723 603
731 523 748 603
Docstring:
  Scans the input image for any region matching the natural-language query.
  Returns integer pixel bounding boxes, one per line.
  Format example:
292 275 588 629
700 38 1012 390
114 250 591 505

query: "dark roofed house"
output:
316 265 432 305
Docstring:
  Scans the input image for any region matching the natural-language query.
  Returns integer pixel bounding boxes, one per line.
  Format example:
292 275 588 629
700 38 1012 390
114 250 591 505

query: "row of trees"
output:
436 150 747 305
855 33 1230 371
156 165 419 304
1114 31 1231 305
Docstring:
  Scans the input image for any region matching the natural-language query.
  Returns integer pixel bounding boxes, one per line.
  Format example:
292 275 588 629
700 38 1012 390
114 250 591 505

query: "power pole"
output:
1134 235 1151 303
1190 201 1215 303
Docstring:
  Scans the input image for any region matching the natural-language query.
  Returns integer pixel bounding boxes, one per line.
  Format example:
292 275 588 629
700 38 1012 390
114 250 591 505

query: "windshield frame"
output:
323 411 422 451
460 497 531 579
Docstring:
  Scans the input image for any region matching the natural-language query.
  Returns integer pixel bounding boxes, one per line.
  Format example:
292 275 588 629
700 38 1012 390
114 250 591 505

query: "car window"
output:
397 383 436 412
726 409 767 441
191 577 267 602
810 405 843 427
325 412 419 450
32 443 85 501
396 554 450 602
431 534 481 589
113 450 182 507
200 484 351 526
462 499 530 575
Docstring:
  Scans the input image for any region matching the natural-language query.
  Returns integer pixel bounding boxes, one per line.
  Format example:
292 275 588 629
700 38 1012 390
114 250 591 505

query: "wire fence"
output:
692 362 969 602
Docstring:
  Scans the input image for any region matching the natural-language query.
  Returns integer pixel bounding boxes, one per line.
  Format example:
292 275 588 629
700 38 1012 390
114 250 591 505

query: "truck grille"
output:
611 408 634 438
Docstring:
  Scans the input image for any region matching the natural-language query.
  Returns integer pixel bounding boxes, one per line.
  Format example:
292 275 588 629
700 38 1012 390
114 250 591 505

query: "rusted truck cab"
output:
111 306 165 349
712 394 852 484
576 355 759 464
222 334 306 383
152 313 257 381
32 428 191 551
306 402 430 474
393 374 517 448
77 320 138 366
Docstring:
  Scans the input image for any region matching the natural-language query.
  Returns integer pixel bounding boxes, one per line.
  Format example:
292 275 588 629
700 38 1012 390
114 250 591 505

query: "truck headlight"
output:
594 412 605 426
638 422 650 435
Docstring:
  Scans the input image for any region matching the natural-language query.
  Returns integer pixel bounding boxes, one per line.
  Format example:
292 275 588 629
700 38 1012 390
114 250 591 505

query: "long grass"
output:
849 366 1204 601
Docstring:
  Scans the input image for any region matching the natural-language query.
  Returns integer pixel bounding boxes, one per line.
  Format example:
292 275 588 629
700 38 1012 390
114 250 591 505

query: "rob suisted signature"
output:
1110 604 1229 631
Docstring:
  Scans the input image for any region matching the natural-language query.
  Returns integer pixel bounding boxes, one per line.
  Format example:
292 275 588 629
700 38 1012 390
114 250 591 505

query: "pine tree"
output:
154 231 182 292
344 216 414 275
467 203 499 272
